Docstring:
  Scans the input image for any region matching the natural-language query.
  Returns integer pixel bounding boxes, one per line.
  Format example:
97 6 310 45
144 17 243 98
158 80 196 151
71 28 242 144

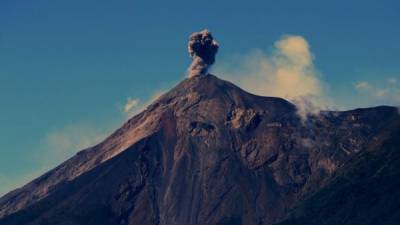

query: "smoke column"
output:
187 29 219 77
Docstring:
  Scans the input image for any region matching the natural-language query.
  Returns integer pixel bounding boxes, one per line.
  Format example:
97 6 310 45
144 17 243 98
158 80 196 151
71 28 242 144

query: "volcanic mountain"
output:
0 74 399 225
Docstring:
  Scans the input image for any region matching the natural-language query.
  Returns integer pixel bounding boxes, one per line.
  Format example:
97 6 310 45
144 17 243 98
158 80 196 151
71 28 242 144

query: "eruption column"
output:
187 29 219 77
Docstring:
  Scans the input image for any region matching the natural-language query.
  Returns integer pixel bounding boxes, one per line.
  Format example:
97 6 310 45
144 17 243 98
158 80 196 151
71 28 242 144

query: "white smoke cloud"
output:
214 35 330 119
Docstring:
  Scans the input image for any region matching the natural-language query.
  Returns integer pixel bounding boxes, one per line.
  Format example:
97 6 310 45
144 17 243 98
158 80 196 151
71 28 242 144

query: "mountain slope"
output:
0 75 399 225
277 116 400 225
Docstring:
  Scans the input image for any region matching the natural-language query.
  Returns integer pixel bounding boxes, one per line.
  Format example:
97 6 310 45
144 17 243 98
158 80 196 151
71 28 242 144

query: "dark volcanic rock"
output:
0 75 399 225
277 116 400 225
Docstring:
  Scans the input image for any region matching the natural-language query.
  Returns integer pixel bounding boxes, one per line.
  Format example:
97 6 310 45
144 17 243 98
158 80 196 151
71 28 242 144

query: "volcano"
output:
0 74 399 225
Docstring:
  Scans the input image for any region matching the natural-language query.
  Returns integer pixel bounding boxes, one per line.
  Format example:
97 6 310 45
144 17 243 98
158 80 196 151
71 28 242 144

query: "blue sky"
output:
0 0 399 195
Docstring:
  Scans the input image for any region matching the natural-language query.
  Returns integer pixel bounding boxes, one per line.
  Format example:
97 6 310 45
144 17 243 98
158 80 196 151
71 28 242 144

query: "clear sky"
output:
0 0 399 195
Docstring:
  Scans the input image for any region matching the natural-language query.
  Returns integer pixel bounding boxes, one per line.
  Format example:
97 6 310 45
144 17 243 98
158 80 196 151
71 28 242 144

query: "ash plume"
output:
187 29 219 77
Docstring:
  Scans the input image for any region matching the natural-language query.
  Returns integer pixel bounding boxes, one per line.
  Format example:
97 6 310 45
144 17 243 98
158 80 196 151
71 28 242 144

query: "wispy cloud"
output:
123 98 140 114
214 35 331 119
387 78 398 85
354 80 400 106
0 122 114 196
37 123 111 168
354 81 371 90
122 91 165 118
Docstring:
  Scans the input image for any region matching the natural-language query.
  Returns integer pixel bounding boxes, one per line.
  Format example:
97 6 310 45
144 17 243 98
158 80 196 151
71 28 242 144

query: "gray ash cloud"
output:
187 29 219 77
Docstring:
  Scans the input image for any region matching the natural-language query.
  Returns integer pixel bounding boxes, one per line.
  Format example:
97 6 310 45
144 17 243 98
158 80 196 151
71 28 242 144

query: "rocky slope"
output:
277 116 400 225
0 74 399 225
